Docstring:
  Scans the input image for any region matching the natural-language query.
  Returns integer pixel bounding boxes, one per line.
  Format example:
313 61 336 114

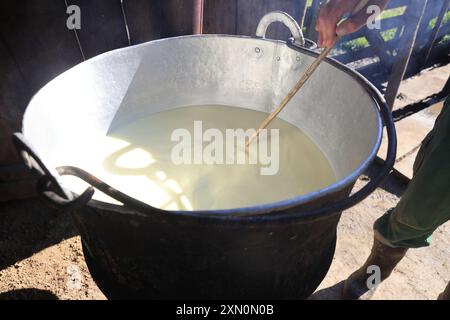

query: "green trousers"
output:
374 97 450 248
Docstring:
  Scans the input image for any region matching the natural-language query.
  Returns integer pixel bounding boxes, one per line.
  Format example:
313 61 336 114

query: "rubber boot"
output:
438 282 450 300
342 236 408 300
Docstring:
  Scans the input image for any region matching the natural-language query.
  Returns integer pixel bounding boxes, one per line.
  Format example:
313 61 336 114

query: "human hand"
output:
315 0 389 48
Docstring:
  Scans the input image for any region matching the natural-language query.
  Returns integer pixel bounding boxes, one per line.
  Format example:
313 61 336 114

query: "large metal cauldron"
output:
13 12 396 299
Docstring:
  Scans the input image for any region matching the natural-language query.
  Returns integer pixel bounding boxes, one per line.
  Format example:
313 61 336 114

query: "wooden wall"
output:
0 0 449 201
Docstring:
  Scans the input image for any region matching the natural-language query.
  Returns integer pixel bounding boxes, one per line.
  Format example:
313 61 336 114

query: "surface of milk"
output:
62 105 336 211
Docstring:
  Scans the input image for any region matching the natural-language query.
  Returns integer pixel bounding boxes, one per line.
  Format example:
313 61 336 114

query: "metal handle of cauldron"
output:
256 11 307 48
12 133 158 213
12 133 95 211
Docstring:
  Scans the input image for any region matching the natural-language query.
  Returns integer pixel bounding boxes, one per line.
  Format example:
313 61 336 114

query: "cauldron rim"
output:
65 35 385 222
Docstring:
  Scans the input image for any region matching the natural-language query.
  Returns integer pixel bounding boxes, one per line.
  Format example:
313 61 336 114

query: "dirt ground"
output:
0 198 105 300
0 66 448 300
311 173 450 300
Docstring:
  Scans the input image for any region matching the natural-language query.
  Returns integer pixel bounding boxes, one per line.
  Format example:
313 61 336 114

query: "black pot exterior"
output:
73 185 352 300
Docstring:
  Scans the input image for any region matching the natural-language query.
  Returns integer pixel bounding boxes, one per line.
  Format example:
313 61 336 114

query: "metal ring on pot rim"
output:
256 11 306 47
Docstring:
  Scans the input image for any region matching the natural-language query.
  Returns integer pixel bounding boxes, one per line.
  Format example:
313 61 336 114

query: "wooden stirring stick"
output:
245 45 334 149
246 0 369 149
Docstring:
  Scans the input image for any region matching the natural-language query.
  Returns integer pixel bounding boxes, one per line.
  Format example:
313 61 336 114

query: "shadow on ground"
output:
309 281 346 300
363 160 409 198
0 197 77 271
0 288 59 300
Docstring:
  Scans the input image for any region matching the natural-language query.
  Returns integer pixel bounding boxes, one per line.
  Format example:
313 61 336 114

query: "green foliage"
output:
340 37 369 51
428 10 450 29
380 6 406 19
438 34 450 45
380 28 399 41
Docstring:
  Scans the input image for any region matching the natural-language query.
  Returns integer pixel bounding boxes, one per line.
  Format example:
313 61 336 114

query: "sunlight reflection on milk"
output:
60 105 336 211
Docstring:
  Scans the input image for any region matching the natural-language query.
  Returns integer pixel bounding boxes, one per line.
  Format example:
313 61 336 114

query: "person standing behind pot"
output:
315 0 450 300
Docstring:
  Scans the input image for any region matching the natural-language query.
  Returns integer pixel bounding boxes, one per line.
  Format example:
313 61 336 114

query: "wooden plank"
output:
0 177 37 202
386 0 410 10
356 61 387 78
0 1 82 200
333 46 377 64
0 0 83 95
356 62 389 89
0 38 30 139
69 0 129 59
296 0 309 29
302 1 314 31
0 39 35 198
235 0 264 37
406 24 449 78
123 0 165 44
0 16 31 172
159 0 195 36
410 0 447 61
424 42 450 69
365 30 394 69
338 15 405 45
236 0 304 40
0 118 21 166
384 1 428 109
436 21 450 38
337 34 406 63
0 163 34 182
305 0 323 42
377 15 405 30
422 0 450 64
203 0 238 34
124 0 194 45
0 65 35 198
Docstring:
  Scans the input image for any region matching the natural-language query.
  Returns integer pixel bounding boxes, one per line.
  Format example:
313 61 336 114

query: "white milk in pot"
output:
62 105 336 211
